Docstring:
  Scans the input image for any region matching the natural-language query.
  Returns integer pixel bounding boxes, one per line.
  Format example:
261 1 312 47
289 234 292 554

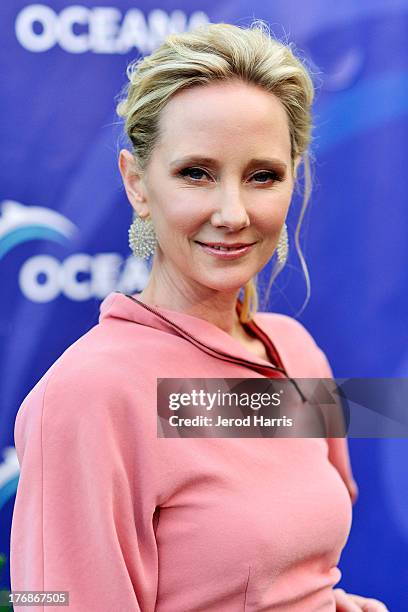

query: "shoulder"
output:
255 311 316 345
40 325 134 400
254 311 333 378
15 323 152 452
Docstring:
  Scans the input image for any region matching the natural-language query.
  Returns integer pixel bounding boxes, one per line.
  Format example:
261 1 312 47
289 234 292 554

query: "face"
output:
119 79 299 297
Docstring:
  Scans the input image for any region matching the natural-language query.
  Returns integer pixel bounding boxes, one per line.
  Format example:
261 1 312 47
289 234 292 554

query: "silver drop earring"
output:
128 211 157 259
277 222 288 265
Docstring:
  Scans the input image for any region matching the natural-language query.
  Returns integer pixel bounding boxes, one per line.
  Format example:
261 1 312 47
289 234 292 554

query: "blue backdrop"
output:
1 1 407 609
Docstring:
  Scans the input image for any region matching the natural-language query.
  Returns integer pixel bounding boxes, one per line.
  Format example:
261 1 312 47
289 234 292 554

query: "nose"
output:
211 185 250 231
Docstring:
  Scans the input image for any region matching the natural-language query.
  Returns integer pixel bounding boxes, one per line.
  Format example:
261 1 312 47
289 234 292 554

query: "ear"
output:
118 149 149 216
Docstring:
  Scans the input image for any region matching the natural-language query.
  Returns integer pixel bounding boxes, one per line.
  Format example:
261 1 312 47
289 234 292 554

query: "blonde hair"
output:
116 20 315 323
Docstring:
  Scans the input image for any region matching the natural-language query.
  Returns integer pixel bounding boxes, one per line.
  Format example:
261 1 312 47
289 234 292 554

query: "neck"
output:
135 273 244 338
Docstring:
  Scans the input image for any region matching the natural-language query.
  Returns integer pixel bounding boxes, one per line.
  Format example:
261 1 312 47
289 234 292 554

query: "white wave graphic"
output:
324 48 365 91
0 446 20 488
0 200 78 240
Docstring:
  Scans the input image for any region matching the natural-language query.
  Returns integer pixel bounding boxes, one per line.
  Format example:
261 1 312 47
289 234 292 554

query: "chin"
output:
192 273 255 293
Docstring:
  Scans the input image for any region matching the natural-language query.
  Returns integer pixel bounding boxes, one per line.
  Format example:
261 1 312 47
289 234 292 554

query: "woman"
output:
11 22 388 612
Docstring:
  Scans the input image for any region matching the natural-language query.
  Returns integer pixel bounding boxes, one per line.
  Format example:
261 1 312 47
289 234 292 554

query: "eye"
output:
178 167 209 181
251 171 284 183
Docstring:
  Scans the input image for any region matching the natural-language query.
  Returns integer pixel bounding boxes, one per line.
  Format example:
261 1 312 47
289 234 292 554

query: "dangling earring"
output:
128 211 157 259
277 222 288 265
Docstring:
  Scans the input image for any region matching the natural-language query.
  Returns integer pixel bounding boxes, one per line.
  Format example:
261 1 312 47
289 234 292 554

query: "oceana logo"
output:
15 4 210 54
0 200 149 302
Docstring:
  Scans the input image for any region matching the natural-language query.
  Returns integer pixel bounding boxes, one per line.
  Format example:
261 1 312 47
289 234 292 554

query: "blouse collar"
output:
99 291 288 380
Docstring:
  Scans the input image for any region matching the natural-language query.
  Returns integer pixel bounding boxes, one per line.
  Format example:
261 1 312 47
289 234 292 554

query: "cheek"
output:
254 194 292 230
155 195 209 236
152 205 199 241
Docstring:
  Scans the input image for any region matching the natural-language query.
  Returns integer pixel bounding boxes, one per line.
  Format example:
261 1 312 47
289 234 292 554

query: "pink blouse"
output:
11 291 358 611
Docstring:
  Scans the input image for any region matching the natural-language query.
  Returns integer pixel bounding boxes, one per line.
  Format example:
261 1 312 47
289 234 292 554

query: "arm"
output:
316 346 359 505
10 365 159 612
316 350 390 611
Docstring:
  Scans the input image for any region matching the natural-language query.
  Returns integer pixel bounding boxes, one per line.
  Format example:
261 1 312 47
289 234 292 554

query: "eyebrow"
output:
169 155 288 171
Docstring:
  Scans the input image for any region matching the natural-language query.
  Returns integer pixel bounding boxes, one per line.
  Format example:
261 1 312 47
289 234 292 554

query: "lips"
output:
193 241 256 260
195 241 255 251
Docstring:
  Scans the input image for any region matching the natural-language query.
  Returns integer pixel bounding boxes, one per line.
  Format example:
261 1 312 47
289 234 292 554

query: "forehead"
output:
156 79 292 160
